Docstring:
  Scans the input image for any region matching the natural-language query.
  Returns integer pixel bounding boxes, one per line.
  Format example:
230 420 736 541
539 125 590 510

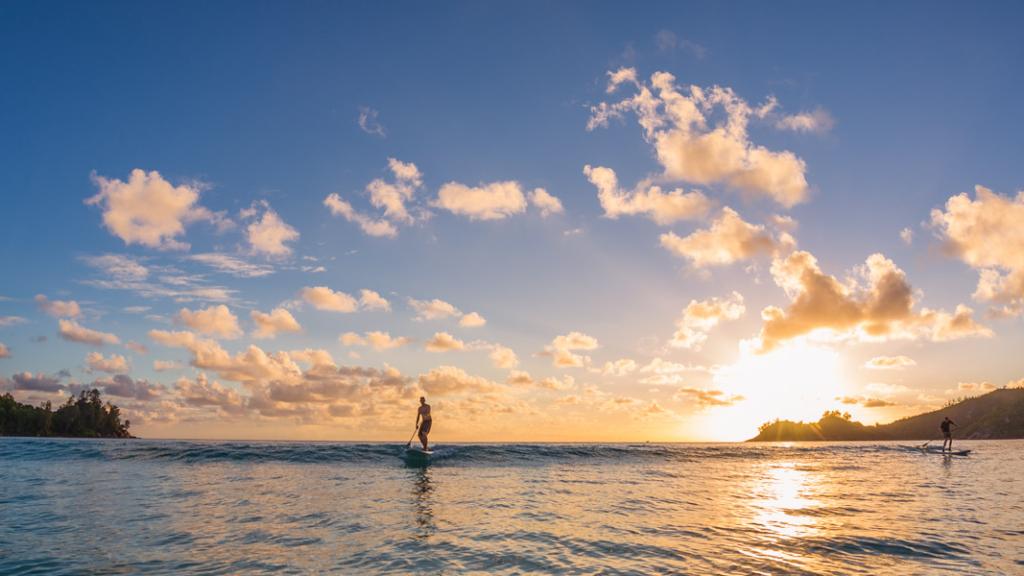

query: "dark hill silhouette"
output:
750 388 1024 442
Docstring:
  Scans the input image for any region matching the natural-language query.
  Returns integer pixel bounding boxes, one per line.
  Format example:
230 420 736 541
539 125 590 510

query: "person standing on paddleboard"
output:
415 397 432 450
940 417 958 452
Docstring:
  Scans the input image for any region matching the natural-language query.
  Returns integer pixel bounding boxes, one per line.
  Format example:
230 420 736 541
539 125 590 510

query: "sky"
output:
1 0 1023 441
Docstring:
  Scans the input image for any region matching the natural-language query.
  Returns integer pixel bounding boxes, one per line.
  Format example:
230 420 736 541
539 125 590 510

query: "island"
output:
749 387 1024 441
0 389 134 438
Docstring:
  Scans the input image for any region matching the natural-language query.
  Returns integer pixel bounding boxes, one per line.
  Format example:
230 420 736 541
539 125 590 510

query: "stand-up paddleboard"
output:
402 446 434 463
907 445 971 456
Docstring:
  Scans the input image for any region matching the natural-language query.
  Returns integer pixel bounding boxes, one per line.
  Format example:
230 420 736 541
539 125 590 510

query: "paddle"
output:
919 439 932 449
405 423 420 448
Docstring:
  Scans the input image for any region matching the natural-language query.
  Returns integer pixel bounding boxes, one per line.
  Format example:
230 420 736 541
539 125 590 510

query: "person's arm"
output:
415 412 421 429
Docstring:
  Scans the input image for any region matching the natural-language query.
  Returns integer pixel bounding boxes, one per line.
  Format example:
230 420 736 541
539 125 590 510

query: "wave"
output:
0 437 926 466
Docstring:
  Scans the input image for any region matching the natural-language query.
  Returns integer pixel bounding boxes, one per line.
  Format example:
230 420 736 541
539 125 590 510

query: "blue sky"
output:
1 1 1022 440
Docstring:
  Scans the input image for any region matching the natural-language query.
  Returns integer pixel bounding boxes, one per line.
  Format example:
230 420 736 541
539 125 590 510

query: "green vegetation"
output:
750 388 1024 442
0 389 133 438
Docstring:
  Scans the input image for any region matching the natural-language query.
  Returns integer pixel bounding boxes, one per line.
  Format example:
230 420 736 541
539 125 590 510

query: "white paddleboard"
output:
404 447 433 458
914 446 971 456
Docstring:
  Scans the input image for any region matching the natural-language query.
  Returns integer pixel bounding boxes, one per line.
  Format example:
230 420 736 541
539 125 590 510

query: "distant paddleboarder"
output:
940 416 958 452
415 396 432 450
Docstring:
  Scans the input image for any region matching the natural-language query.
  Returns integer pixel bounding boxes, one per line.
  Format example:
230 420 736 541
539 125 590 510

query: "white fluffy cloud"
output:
58 319 120 346
243 201 299 256
176 305 242 339
755 250 991 351
86 169 220 250
527 188 564 217
408 297 460 321
425 332 465 352
583 164 711 224
323 158 422 238
86 352 130 374
301 286 358 313
544 331 599 368
489 345 519 369
930 185 1024 316
339 331 411 351
660 207 791 267
35 295 81 318
864 355 916 370
588 69 810 207
775 108 835 134
459 312 486 327
417 365 498 396
153 360 181 372
671 291 745 349
359 289 391 311
324 194 398 238
435 181 528 220
251 308 302 339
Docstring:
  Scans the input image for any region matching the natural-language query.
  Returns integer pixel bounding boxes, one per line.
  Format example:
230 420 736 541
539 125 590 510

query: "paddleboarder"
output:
415 396 432 450
940 416 958 452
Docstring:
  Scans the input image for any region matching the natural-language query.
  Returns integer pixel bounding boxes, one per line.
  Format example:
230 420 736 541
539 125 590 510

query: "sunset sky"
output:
1 1 1022 441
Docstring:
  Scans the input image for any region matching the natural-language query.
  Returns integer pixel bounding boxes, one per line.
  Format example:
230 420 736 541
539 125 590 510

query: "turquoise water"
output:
1 439 1021 574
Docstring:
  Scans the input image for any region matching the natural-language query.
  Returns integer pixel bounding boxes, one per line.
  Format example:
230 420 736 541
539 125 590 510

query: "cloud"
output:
434 181 528 220
189 253 275 278
301 286 358 313
930 185 1024 316
417 365 499 396
148 329 303 385
86 352 130 374
153 360 181 372
35 295 81 318
175 373 246 416
755 250 992 351
0 316 27 327
459 312 486 327
638 358 712 386
408 297 460 321
357 106 386 137
506 370 534 386
900 227 914 245
125 341 148 354
671 291 745 349
324 193 398 238
527 188 564 217
9 372 64 393
0 343 8 358
251 308 302 339
425 332 465 352
81 254 235 303
489 345 519 369
97 374 162 400
85 169 224 250
660 207 790 267
956 381 997 393
674 387 744 407
583 165 711 225
58 319 120 346
775 108 835 134
243 201 299 256
838 396 897 408
544 331 599 368
654 30 707 59
599 358 638 376
339 331 411 351
359 289 391 311
588 69 809 207
176 305 242 339
864 355 916 370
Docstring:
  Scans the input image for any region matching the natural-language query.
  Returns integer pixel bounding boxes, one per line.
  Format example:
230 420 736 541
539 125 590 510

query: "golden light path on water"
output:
686 341 849 441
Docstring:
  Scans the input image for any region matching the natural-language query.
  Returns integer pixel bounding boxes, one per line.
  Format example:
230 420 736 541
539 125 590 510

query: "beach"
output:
2 438 1021 574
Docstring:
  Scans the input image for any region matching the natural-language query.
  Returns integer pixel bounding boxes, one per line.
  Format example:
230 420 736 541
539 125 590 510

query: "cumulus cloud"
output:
408 297 460 321
323 193 398 238
544 331 599 368
674 387 744 407
97 374 163 400
301 286 358 313
671 291 745 349
527 188 564 217
425 332 465 352
153 360 181 372
775 108 835 134
357 106 386 137
598 358 638 376
930 185 1024 316
58 319 119 346
175 373 246 416
324 158 423 238
85 169 222 250
837 395 897 408
956 381 997 393
755 250 992 352
900 227 914 245
125 341 148 354
359 289 391 311
86 352 129 374
339 331 411 351
434 181 528 220
660 207 790 267
459 312 486 327
638 358 711 386
417 365 499 396
35 295 81 318
864 355 916 370
9 372 64 392
0 343 9 359
251 308 301 339
243 200 299 256
489 345 519 369
588 69 810 207
189 253 275 278
176 305 242 339
583 164 711 224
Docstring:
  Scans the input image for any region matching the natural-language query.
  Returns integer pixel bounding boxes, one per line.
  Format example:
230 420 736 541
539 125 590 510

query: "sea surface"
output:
1 438 1022 575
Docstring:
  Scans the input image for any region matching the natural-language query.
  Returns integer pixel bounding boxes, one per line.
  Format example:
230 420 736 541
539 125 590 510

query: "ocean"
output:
1 438 1021 575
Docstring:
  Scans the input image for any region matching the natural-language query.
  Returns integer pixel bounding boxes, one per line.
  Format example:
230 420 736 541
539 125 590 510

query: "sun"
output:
688 341 849 441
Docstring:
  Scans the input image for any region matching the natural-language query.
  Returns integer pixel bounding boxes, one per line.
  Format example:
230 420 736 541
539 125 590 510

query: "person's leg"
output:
419 430 427 449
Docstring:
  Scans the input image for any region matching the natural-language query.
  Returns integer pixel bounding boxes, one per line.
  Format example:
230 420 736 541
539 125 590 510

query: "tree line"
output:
0 389 133 438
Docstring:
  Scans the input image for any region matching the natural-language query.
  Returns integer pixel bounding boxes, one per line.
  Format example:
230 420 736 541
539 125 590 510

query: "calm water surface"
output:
1 439 1021 574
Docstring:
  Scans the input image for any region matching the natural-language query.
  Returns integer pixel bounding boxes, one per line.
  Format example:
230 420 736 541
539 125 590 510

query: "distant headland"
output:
0 389 134 438
749 388 1024 442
